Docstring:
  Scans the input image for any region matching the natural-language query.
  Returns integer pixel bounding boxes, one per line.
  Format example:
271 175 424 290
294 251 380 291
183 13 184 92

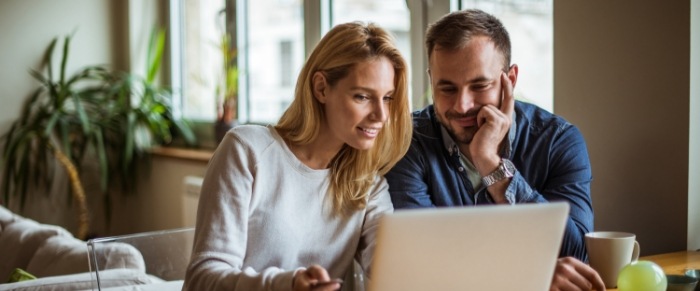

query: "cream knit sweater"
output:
183 125 392 290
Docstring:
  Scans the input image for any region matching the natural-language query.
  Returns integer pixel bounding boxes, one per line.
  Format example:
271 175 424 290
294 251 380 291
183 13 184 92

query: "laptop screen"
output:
368 202 569 291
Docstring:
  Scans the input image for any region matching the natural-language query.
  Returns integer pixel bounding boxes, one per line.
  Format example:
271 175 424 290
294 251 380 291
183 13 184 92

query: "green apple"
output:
617 260 667 291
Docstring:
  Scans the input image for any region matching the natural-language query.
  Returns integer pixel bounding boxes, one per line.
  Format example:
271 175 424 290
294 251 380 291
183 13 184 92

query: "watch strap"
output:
481 159 515 187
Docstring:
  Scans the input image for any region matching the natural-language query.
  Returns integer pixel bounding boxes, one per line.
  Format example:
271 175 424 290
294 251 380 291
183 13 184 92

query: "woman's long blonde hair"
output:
275 22 412 214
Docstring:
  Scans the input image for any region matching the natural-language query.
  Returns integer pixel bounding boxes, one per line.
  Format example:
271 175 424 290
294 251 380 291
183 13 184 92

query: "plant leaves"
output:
93 128 108 193
60 35 71 87
42 37 58 84
72 92 91 133
0 29 198 224
146 28 165 83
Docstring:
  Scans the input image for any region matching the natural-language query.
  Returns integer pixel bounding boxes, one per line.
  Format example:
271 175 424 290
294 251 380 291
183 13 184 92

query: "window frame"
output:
166 0 552 146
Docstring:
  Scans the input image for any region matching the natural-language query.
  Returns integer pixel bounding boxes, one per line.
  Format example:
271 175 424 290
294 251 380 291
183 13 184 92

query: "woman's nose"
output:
370 101 388 122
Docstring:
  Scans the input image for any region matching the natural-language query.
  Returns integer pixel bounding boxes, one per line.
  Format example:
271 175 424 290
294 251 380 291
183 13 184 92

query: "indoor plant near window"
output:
0 31 195 239
214 32 239 143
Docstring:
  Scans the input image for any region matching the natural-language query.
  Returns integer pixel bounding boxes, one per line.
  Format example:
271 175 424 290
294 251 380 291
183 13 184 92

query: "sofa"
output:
0 205 169 291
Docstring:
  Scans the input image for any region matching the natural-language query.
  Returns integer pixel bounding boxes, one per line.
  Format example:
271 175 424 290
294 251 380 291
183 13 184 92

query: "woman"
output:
183 22 411 291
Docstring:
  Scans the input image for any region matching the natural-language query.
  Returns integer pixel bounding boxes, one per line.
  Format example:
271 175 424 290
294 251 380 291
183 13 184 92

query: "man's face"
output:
428 36 508 145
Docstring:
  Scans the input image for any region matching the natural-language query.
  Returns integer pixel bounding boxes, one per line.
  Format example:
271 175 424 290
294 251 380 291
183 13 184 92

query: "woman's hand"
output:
292 264 342 291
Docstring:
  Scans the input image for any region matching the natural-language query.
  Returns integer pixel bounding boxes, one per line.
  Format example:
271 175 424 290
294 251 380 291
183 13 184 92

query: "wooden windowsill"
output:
150 146 214 163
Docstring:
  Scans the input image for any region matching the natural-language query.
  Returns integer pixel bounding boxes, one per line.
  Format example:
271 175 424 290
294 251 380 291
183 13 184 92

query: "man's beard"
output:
436 110 478 145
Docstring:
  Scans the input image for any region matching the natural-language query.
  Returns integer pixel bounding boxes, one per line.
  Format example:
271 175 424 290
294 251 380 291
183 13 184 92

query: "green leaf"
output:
172 118 197 146
146 28 165 83
42 37 58 84
28 69 48 85
93 128 108 193
123 111 135 171
18 87 43 126
59 35 71 86
58 119 71 162
72 92 91 133
44 111 61 137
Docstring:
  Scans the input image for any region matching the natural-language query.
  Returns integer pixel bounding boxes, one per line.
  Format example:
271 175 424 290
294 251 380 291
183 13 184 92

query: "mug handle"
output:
631 241 640 262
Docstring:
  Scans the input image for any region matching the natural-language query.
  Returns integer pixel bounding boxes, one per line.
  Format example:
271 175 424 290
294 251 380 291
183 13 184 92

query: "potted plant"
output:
0 31 195 239
214 32 239 143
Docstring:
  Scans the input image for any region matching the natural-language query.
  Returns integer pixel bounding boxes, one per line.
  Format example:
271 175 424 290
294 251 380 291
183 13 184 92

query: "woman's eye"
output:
354 94 370 101
383 96 394 103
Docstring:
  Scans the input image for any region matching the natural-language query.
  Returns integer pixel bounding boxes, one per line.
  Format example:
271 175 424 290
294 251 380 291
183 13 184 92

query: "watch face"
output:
502 159 516 175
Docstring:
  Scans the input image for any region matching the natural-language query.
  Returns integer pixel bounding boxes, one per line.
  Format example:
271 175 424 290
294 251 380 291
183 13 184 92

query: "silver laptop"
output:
368 202 569 291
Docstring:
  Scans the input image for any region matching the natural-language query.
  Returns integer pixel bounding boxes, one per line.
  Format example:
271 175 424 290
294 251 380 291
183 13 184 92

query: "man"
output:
385 9 605 291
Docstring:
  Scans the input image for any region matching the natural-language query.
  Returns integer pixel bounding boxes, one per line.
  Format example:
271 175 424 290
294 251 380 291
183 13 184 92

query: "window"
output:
331 0 411 92
177 0 226 121
170 0 553 139
459 0 553 112
242 0 304 124
279 40 294 87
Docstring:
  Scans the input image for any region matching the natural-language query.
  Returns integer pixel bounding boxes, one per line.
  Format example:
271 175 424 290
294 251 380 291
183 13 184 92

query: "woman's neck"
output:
285 130 343 170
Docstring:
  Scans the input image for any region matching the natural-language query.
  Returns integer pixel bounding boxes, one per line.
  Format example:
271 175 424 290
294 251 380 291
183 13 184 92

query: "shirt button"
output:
458 167 464 172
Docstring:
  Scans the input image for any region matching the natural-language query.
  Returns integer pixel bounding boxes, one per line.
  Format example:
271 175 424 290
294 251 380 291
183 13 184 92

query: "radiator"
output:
182 176 203 227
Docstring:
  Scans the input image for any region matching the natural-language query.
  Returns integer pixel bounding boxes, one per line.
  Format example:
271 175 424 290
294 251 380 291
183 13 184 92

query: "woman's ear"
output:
312 72 328 104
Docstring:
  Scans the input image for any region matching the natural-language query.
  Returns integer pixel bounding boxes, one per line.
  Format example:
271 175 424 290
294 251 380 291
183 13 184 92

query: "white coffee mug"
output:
585 231 640 288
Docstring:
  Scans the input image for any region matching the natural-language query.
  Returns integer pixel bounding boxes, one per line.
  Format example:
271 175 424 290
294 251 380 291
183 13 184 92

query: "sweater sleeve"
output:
182 131 297 291
356 177 394 277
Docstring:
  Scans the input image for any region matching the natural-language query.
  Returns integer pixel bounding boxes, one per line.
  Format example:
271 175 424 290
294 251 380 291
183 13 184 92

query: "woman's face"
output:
314 56 396 151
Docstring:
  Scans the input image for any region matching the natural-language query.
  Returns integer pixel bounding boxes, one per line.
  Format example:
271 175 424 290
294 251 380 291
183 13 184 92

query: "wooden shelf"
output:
149 146 214 163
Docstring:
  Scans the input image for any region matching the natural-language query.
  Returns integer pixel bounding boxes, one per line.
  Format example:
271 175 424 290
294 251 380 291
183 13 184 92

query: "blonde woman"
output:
183 22 411 291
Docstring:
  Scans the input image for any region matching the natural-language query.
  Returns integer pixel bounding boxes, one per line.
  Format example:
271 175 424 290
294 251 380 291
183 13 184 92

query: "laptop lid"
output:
368 202 569 291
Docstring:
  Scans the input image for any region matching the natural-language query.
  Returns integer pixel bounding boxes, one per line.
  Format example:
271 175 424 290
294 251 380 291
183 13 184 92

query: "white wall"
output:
555 0 691 255
0 0 125 131
689 0 700 251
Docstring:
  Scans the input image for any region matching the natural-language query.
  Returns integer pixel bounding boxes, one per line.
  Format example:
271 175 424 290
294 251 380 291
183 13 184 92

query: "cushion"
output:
95 280 182 291
89 242 147 272
0 268 158 291
26 236 90 277
0 205 16 230
0 219 71 281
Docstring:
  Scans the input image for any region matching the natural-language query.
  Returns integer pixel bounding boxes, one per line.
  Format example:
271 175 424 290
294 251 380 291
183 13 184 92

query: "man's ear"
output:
507 64 519 89
312 71 328 104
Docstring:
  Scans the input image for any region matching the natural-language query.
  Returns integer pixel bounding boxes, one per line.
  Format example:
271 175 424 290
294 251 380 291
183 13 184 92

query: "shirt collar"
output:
440 110 517 158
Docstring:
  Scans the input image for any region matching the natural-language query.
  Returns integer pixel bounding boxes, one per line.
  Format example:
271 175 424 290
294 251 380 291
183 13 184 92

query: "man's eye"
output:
439 87 457 94
472 84 490 91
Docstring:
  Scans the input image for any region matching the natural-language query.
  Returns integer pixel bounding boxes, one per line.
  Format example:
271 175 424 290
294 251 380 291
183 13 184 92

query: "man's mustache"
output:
445 110 479 120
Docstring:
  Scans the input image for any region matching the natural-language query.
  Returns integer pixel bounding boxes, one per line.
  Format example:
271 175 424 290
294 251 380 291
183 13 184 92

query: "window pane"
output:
245 0 304 124
331 0 411 96
460 0 553 112
181 0 225 121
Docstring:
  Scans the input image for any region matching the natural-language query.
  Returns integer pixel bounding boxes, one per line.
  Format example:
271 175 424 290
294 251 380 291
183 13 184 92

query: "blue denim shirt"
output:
386 102 594 261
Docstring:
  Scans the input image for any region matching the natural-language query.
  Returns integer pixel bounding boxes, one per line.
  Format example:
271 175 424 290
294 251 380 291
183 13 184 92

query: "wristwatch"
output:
481 159 516 187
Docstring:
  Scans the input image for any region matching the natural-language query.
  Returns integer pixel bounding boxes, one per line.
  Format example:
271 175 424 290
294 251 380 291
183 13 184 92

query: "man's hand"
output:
470 72 515 169
468 72 515 203
550 257 606 291
292 265 342 291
